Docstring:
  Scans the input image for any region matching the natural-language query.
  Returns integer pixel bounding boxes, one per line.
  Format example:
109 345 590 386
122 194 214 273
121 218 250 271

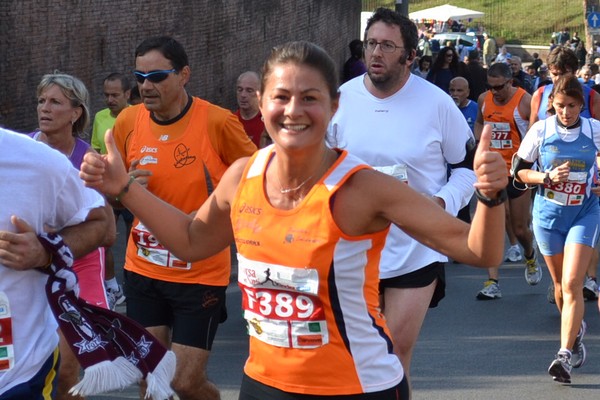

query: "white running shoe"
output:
504 245 522 262
571 320 587 368
524 250 542 286
548 351 572 384
106 285 126 311
476 280 502 300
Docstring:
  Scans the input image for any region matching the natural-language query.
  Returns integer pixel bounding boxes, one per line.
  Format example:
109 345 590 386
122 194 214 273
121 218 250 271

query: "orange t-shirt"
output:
113 97 256 285
231 147 403 395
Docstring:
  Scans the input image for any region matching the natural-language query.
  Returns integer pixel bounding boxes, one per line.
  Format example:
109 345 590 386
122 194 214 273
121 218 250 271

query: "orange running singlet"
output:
231 147 403 396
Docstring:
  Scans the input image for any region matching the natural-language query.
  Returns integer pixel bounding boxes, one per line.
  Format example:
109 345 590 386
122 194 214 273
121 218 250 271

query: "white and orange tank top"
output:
482 87 528 173
124 100 230 285
231 146 403 395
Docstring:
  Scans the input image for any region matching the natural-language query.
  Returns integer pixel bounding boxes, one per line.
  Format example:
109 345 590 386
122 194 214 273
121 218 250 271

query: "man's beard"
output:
367 57 407 92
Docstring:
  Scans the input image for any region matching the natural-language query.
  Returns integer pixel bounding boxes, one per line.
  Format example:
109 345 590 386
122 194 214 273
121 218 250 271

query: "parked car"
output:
432 32 481 55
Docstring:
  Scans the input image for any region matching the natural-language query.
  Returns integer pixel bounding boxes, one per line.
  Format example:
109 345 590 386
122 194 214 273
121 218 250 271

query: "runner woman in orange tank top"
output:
81 41 509 400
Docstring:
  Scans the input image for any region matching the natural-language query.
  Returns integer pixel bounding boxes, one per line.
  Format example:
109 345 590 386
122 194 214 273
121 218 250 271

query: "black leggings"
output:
238 374 409 400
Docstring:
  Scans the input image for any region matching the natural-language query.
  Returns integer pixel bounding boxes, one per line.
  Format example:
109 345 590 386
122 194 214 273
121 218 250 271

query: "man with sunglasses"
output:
475 62 538 300
331 8 475 397
111 36 256 400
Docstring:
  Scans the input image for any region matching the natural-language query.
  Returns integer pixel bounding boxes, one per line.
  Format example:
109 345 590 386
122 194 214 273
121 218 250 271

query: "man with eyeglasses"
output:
111 36 256 400
474 62 538 300
331 8 476 396
530 46 600 307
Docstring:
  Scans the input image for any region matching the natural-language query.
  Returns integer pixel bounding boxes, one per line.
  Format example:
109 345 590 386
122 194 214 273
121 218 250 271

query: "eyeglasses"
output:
133 69 177 83
364 39 404 53
487 80 510 91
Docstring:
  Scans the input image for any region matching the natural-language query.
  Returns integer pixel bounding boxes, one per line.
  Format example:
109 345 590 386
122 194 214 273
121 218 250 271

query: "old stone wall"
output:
0 0 361 134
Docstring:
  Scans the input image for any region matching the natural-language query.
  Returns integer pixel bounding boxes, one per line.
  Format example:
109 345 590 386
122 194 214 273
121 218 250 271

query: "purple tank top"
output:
29 132 90 170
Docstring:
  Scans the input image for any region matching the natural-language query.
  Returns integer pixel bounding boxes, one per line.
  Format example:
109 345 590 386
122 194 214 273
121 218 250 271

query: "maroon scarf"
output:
38 232 175 399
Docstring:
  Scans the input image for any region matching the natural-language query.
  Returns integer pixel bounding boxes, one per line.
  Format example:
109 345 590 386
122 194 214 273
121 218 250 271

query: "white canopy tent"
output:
409 4 484 23
361 5 484 38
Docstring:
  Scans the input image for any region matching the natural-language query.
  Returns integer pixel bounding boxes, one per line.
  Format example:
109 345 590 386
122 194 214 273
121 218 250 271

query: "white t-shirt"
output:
331 73 475 278
0 128 104 394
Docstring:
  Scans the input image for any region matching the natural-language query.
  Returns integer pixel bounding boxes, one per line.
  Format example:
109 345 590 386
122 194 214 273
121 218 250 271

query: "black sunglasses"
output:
487 80 510 91
133 69 177 84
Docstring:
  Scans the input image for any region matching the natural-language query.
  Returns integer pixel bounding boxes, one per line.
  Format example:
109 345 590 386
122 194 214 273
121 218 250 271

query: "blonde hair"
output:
37 72 90 136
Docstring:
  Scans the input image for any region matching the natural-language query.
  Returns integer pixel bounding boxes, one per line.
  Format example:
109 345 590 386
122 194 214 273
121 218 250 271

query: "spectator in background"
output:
533 64 552 90
557 27 570 46
235 71 268 148
571 31 581 49
579 65 595 88
342 39 367 83
494 45 511 64
531 52 543 72
576 41 587 69
482 32 497 67
510 56 533 94
417 33 432 58
427 46 465 93
412 55 432 79
464 50 487 101
430 34 441 60
550 39 558 53
450 76 477 133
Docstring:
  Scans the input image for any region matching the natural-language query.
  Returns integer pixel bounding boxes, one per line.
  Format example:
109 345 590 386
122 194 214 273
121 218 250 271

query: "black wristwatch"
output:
475 188 508 207
543 172 552 186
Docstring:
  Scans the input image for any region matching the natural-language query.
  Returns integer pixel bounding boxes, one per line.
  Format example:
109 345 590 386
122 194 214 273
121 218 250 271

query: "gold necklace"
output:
278 173 316 194
277 150 328 194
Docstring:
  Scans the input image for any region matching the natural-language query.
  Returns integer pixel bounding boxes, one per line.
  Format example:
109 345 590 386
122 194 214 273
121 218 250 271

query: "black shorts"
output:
379 262 446 308
506 176 529 199
238 374 409 400
124 270 227 349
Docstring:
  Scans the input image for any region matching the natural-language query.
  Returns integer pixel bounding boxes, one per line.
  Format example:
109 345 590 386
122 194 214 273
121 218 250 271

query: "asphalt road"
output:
89 218 600 400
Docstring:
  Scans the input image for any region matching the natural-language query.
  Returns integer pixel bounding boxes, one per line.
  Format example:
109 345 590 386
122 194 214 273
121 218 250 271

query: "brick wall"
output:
0 0 361 135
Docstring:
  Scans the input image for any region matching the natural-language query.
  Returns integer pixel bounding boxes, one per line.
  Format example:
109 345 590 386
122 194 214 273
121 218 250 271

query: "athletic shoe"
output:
106 285 126 311
504 245 522 262
476 280 502 300
571 320 587 368
548 351 572 383
583 276 598 301
524 250 542 286
547 282 556 304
